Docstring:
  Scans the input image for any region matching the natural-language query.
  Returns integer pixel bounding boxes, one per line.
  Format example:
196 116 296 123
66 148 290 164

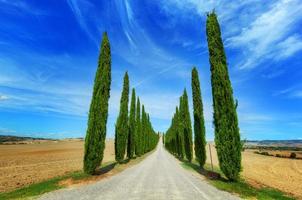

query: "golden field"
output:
0 139 114 193
206 144 302 199
1 140 301 199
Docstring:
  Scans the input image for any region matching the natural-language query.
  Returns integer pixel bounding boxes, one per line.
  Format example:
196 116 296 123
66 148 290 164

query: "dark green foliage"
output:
135 98 141 156
290 152 296 159
115 72 129 163
127 89 136 159
191 67 207 167
162 133 165 144
136 105 159 155
164 100 188 161
181 89 193 162
141 105 147 154
206 12 241 181
84 32 111 174
175 106 185 159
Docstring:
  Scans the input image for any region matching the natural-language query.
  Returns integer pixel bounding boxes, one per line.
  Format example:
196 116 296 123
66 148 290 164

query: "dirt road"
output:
39 142 239 200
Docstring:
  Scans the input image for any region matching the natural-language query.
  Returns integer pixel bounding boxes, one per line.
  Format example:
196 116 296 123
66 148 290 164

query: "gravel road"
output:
39 141 240 200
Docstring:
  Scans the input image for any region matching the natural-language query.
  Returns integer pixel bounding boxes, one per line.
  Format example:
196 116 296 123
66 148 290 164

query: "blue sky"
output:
0 0 302 140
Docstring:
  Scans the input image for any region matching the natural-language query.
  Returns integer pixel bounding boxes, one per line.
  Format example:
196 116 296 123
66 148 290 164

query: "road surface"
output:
39 142 240 200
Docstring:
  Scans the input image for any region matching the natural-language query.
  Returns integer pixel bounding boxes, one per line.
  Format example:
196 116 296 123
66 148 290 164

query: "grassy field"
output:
0 139 114 193
205 144 302 199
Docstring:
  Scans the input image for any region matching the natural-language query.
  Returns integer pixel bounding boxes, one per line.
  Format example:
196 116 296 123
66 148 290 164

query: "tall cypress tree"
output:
191 67 207 168
115 72 129 163
182 89 193 162
127 88 136 159
206 12 241 181
84 32 111 174
135 97 141 156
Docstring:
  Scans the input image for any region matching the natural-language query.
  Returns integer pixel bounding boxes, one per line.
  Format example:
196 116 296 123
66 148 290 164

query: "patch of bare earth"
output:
205 143 302 199
0 139 114 192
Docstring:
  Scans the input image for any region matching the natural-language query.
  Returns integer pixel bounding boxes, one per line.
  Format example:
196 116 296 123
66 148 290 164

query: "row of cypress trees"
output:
115 72 159 163
165 89 193 162
83 32 158 174
164 12 241 181
164 69 206 166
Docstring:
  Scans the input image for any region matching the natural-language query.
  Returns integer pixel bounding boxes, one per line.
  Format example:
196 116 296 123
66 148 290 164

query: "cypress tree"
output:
84 32 111 174
206 12 241 181
175 106 184 159
127 88 136 159
135 97 141 156
141 105 146 154
191 67 207 168
115 72 129 163
182 89 193 162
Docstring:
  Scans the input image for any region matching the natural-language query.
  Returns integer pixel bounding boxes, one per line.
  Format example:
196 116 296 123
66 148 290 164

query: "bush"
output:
276 154 281 158
261 152 269 156
290 152 296 159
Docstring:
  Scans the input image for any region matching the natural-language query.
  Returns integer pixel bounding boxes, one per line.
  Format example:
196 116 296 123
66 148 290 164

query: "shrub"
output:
290 152 296 159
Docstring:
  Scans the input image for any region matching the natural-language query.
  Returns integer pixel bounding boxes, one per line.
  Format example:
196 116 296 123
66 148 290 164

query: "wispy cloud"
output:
0 95 9 101
66 0 99 46
0 127 16 135
273 85 302 99
113 0 192 73
0 53 93 116
0 0 46 15
227 0 302 69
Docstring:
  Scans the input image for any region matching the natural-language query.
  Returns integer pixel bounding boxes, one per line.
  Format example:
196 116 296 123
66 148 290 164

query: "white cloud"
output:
0 95 9 101
275 34 302 59
227 0 302 69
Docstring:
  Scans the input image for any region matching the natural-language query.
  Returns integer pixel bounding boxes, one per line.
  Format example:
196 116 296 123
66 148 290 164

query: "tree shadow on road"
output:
181 161 222 180
94 162 117 175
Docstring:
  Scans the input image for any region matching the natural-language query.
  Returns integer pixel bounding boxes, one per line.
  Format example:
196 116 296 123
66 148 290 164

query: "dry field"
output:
206 144 302 199
1 140 302 199
0 139 114 193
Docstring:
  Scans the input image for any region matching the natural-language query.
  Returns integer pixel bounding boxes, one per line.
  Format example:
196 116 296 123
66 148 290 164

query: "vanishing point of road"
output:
39 142 240 200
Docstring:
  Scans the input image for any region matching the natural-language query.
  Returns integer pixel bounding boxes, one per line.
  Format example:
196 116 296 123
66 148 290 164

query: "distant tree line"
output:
83 32 159 175
164 12 242 181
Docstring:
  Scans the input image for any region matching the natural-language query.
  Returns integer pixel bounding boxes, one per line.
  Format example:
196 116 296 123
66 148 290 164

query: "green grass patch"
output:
181 161 295 200
0 175 65 200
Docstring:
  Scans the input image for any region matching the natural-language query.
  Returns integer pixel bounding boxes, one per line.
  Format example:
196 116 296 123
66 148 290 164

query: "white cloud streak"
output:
66 0 99 46
227 0 302 69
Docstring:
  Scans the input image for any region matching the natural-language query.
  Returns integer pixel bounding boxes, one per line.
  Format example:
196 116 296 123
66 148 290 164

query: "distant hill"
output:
245 140 302 151
0 135 54 143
